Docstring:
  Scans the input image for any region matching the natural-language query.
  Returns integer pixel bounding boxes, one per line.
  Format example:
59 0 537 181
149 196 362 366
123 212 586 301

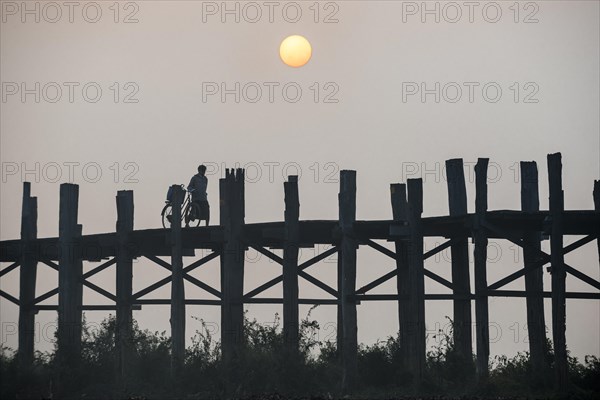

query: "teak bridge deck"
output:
1 152 599 394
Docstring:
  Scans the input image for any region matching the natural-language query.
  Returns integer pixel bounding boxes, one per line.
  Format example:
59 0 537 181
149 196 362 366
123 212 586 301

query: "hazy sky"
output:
1 1 599 360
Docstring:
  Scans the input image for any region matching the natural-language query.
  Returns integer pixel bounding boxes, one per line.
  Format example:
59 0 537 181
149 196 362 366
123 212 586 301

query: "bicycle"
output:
161 185 202 228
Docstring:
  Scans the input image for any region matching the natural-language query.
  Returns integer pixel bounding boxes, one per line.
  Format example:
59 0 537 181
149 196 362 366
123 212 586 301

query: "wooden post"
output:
445 159 473 363
390 183 409 367
116 190 134 381
548 153 567 393
594 180 599 263
520 162 548 379
57 183 83 394
220 169 245 363
474 158 489 379
283 175 300 352
339 170 357 391
18 182 37 370
170 185 185 379
406 178 425 384
337 248 343 356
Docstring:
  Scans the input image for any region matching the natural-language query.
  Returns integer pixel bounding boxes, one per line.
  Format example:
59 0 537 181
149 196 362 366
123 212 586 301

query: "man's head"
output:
197 165 207 176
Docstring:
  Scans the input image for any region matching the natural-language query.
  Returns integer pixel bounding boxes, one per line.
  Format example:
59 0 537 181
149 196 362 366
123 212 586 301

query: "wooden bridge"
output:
1 152 599 394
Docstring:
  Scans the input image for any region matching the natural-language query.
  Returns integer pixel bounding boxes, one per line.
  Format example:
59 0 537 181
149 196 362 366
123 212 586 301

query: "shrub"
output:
1 313 598 399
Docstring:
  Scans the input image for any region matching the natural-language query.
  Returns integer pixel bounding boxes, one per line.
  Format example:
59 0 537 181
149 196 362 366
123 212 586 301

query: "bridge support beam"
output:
220 169 246 364
445 159 473 366
170 185 185 379
339 170 357 392
594 180 600 269
337 248 343 356
283 176 300 354
548 153 567 394
116 190 134 382
474 159 490 379
390 183 409 367
520 162 548 382
407 178 425 385
57 183 83 396
18 182 37 370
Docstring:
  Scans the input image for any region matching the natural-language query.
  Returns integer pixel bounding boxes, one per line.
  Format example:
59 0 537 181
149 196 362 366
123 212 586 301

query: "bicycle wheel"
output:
161 203 173 228
186 202 202 227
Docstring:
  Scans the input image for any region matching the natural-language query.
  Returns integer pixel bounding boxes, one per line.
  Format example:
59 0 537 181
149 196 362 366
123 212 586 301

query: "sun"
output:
279 35 312 68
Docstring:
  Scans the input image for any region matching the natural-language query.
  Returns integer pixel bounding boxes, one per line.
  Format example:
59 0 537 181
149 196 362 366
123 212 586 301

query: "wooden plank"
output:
183 274 221 298
356 293 472 301
0 262 20 277
423 269 454 290
564 265 600 290
82 258 116 280
116 190 134 382
169 185 185 378
407 179 426 384
83 280 116 301
390 183 409 368
339 170 358 391
33 288 58 304
40 259 59 271
520 162 549 377
283 176 300 353
489 290 600 299
356 269 397 295
298 270 338 297
548 153 567 393
474 158 490 379
220 169 245 363
362 238 396 259
248 244 284 264
3 210 600 262
245 298 338 305
36 304 142 311
18 182 37 370
0 290 19 305
56 183 83 396
445 159 472 363
423 238 455 259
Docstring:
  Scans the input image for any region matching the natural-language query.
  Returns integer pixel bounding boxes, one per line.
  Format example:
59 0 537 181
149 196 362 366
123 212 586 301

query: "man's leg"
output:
190 198 198 220
203 201 210 226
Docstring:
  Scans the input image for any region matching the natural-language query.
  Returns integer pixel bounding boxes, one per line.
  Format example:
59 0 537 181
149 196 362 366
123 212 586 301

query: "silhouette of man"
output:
187 165 210 226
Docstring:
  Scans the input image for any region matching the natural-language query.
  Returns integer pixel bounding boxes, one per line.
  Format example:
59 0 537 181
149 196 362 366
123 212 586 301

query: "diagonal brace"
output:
244 246 338 299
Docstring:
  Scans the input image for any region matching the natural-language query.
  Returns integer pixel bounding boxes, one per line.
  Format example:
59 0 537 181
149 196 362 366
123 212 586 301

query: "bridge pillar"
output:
474 159 490 379
116 190 134 382
390 183 409 367
56 183 83 396
520 162 549 383
169 185 185 379
445 159 473 366
548 153 567 394
283 176 300 354
406 179 425 384
18 182 38 370
339 170 357 392
594 180 599 280
220 169 245 364
337 247 343 357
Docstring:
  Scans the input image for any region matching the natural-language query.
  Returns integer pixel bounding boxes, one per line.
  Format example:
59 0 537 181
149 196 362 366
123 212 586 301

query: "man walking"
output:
187 164 210 226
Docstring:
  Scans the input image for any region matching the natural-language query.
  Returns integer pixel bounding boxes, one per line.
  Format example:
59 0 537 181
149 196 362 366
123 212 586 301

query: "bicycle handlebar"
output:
179 184 195 193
